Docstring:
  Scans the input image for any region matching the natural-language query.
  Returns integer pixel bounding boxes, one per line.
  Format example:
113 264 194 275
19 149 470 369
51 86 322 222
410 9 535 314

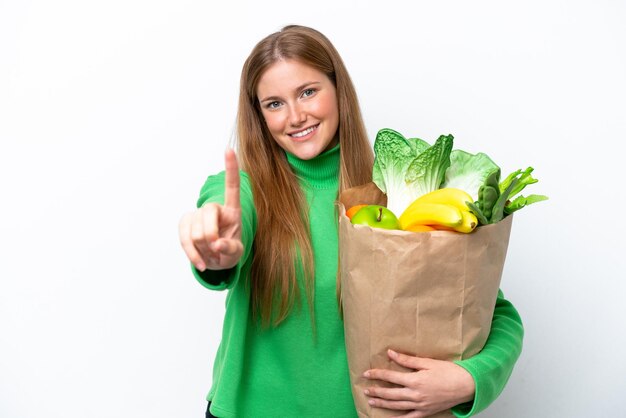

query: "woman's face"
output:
256 59 339 160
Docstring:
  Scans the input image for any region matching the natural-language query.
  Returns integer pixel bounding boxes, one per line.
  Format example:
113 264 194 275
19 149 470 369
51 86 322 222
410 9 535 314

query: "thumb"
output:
387 349 431 371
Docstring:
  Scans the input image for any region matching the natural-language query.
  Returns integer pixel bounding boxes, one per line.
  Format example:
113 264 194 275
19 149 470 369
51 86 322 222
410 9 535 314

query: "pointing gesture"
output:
179 149 243 271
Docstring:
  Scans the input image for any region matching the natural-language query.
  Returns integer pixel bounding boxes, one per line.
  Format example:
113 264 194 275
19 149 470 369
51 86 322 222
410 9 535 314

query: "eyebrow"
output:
259 81 322 103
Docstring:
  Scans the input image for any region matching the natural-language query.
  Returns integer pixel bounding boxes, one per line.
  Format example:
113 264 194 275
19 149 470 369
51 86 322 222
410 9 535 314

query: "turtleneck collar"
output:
285 143 340 190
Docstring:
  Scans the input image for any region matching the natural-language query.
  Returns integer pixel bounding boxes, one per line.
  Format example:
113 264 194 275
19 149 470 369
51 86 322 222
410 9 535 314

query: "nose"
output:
288 103 306 127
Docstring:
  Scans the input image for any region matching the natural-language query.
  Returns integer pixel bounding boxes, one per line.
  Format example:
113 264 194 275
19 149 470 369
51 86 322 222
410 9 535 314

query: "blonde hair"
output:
236 25 373 327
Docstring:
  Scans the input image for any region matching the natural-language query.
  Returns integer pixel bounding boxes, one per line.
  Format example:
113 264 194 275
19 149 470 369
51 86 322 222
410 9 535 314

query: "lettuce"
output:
372 129 419 216
372 129 452 216
405 134 453 203
443 150 500 201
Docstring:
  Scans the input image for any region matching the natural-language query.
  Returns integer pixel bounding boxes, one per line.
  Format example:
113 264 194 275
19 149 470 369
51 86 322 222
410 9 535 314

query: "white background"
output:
1 1 625 417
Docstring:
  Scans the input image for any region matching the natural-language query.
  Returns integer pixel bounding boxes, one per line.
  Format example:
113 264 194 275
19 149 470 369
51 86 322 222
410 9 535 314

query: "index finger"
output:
223 148 240 209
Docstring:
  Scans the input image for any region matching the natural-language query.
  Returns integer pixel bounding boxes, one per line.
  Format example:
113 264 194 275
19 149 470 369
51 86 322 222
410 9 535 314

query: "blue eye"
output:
302 88 315 97
266 101 281 109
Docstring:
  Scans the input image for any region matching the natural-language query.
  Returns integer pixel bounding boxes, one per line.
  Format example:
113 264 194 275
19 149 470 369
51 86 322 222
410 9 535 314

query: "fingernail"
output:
388 349 397 357
196 262 206 272
368 399 375 405
364 389 370 395
363 371 370 378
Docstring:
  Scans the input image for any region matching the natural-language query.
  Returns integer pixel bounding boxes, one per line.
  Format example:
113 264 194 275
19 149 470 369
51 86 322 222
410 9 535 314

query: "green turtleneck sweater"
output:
192 144 523 418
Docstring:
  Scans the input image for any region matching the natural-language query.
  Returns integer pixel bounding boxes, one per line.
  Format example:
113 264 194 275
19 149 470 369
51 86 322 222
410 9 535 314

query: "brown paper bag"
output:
337 183 513 418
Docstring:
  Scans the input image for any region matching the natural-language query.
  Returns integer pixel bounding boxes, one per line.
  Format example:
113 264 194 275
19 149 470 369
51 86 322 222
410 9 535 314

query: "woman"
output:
179 25 523 418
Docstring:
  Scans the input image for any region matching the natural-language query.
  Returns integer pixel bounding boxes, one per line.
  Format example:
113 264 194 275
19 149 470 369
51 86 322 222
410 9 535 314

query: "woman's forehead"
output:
257 60 330 97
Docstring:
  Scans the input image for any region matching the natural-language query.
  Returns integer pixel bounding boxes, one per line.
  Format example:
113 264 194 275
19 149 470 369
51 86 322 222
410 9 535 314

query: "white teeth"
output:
290 125 316 138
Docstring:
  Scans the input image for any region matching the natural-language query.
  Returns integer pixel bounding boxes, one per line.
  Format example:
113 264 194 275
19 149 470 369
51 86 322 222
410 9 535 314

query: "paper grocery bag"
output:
337 183 513 418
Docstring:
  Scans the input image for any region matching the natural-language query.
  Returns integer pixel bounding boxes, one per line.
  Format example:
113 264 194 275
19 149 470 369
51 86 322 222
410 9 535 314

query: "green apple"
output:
350 205 400 230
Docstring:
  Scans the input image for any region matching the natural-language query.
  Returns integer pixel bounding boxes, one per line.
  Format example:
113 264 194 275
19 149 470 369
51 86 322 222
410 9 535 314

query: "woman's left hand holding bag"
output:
362 349 475 418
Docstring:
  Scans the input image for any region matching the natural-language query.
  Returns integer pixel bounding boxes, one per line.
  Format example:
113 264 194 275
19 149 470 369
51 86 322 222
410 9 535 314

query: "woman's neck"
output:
285 143 340 190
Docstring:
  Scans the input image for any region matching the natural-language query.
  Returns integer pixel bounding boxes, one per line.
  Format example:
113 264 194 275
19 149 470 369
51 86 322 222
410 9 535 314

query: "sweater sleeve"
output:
190 170 257 291
451 289 524 417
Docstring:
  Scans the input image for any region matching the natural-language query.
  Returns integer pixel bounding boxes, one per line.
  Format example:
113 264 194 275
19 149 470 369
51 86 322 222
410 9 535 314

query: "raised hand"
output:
179 148 244 271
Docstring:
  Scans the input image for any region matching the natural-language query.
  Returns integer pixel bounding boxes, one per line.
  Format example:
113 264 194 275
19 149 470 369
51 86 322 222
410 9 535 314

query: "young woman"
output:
179 25 523 418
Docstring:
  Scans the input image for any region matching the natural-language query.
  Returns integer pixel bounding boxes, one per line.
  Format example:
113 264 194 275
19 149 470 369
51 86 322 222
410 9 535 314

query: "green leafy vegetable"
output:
371 128 548 223
478 169 501 220
500 167 538 197
443 150 500 201
498 167 548 216
491 177 519 224
468 166 549 225
373 129 454 216
407 137 431 155
505 194 549 214
405 134 454 204
372 129 419 216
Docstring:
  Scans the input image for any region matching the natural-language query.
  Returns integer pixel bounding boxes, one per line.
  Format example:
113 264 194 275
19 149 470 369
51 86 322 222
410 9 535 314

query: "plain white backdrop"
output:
1 1 625 417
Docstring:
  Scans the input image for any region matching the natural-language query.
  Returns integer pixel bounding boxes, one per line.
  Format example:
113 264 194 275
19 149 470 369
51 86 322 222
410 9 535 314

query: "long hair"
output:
236 25 374 327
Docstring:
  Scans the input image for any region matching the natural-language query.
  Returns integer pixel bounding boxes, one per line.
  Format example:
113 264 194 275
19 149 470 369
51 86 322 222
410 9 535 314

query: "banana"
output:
404 224 436 232
400 188 478 233
405 187 474 213
399 202 463 230
454 210 478 233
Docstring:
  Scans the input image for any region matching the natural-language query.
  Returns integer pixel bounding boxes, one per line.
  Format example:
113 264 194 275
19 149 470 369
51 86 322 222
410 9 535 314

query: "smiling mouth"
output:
289 124 319 138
